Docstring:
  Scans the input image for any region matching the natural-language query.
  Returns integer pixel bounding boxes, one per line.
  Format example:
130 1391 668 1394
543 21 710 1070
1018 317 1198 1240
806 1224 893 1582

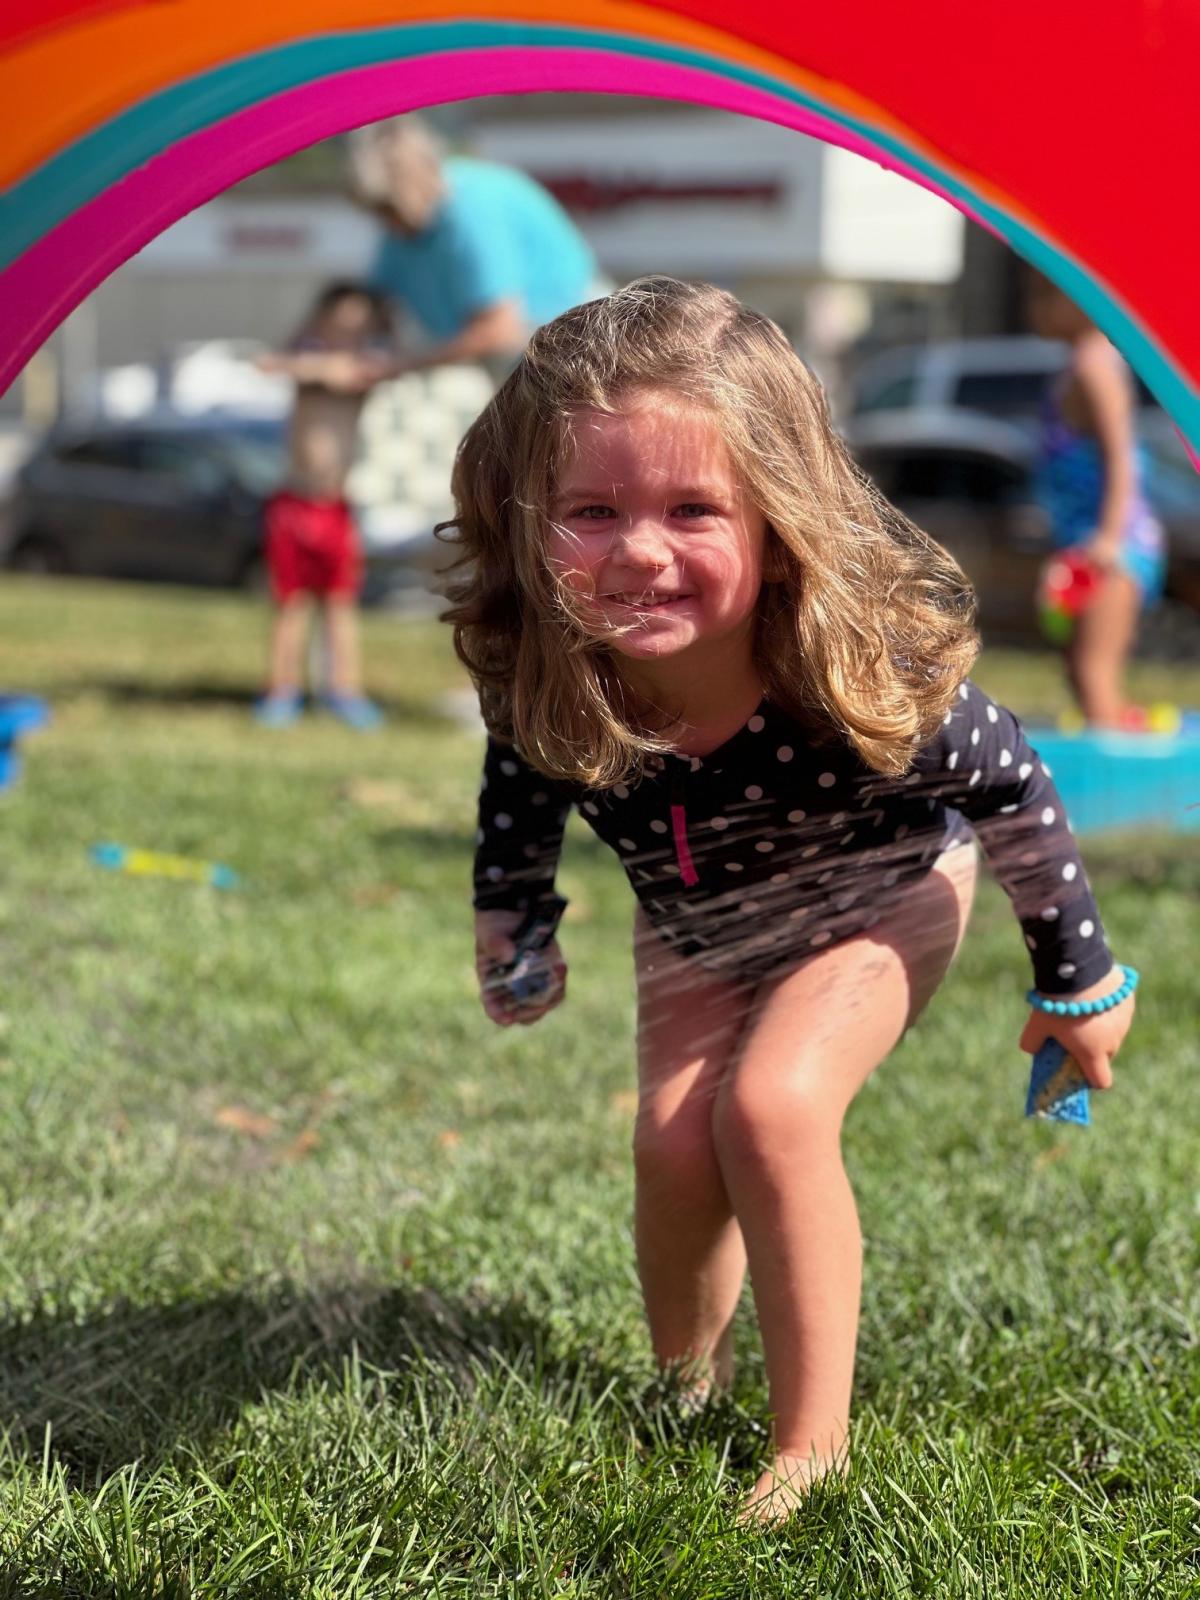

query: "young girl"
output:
440 278 1135 1524
1026 272 1167 727
254 282 392 730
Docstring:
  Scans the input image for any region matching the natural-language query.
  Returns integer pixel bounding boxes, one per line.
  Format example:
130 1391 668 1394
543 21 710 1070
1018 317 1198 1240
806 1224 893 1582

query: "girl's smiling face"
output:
548 393 768 671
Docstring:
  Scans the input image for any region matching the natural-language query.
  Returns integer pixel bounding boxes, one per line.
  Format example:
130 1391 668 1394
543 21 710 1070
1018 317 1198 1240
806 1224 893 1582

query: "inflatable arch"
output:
1 0 1198 462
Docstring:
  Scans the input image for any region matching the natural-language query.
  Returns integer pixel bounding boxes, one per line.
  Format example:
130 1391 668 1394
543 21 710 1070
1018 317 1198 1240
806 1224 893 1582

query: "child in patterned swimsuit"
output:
440 278 1136 1524
1027 272 1167 727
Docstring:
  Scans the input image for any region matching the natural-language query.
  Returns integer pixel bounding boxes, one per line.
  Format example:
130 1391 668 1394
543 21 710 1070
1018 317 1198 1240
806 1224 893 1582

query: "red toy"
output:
1037 550 1102 645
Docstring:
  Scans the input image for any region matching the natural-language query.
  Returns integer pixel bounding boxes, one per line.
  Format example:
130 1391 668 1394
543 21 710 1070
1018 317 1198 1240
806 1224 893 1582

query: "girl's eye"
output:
675 503 717 519
573 504 616 521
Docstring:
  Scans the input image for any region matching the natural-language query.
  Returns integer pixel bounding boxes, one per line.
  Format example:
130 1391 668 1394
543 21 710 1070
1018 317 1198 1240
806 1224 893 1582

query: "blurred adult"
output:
345 116 603 381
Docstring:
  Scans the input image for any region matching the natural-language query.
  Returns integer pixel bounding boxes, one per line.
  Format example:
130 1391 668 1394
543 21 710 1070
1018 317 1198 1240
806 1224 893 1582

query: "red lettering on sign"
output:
536 175 784 214
224 225 310 253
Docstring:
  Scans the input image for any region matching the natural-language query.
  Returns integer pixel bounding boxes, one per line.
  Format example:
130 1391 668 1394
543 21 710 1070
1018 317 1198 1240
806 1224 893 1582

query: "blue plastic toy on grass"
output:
1028 726 1200 835
90 843 240 889
0 695 49 789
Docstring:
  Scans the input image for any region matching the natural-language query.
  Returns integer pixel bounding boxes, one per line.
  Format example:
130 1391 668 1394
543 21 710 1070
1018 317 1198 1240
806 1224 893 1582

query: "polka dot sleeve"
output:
911 680 1114 994
472 736 578 914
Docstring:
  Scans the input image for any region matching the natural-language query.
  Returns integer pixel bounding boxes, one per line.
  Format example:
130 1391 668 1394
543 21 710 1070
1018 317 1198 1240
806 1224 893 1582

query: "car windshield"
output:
855 373 916 412
952 370 1057 416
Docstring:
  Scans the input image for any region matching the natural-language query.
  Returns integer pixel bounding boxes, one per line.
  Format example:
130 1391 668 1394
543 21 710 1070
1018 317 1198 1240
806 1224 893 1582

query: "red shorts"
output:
265 492 363 601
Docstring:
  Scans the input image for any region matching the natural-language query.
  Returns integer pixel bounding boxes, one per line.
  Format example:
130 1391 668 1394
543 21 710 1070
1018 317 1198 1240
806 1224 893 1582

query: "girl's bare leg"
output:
1067 569 1140 727
633 908 751 1398
266 595 312 695
323 595 364 698
711 846 978 1523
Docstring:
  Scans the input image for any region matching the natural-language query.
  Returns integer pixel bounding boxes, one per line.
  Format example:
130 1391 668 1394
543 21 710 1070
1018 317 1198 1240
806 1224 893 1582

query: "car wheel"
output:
8 534 68 575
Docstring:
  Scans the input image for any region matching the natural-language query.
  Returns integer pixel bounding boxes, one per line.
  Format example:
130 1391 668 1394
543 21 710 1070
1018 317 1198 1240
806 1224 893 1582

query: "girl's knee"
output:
713 1070 842 1168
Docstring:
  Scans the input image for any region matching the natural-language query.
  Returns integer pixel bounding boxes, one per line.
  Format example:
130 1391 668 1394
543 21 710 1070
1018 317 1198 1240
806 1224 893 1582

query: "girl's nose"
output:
615 516 671 569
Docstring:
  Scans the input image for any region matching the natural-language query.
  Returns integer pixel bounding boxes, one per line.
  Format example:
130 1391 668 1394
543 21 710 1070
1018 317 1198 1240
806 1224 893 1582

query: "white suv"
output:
848 337 1070 426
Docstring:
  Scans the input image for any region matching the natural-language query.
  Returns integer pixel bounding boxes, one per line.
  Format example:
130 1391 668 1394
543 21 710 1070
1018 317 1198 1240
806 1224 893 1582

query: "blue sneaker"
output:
323 694 383 731
254 692 302 728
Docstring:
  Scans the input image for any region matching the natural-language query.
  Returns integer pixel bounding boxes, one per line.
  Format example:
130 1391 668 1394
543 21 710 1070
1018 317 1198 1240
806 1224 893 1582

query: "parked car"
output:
3 413 436 606
847 336 1160 428
6 415 280 588
843 408 1200 657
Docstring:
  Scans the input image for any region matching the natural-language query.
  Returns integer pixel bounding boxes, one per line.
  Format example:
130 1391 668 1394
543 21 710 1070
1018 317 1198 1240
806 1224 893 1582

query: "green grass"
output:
0 577 1197 1597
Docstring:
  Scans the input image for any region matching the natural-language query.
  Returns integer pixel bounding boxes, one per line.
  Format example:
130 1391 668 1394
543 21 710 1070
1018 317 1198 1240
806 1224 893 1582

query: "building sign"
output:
475 112 822 277
222 223 314 254
130 201 378 274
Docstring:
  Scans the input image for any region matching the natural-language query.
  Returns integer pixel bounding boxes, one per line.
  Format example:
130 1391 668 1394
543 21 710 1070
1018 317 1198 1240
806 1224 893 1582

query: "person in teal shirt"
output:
345 116 602 380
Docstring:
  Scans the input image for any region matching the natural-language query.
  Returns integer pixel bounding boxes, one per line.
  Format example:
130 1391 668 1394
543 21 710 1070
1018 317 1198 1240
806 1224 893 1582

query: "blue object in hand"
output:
491 896 567 1007
1026 1037 1091 1125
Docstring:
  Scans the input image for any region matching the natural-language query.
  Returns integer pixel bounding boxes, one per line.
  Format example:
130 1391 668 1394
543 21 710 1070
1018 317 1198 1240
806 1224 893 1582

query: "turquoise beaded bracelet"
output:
1026 964 1139 1018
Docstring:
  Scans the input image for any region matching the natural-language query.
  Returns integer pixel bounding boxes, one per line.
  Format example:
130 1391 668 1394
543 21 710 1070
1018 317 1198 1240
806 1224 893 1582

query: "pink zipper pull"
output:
670 803 699 886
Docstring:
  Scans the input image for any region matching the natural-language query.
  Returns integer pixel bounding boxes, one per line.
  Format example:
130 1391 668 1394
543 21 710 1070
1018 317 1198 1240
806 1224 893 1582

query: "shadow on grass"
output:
0 1278 764 1486
0 1280 572 1479
51 676 462 728
51 676 259 709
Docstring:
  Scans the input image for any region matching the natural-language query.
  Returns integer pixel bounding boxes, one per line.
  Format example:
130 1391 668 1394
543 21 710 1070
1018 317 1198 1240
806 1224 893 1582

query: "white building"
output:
469 103 963 362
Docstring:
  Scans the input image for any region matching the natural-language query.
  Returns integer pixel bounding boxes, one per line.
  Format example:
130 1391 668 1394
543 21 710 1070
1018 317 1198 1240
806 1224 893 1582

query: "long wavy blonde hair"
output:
439 276 978 786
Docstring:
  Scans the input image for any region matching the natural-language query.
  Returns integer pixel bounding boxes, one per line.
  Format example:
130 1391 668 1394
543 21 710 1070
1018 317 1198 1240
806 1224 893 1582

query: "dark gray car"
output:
6 416 286 589
4 413 430 605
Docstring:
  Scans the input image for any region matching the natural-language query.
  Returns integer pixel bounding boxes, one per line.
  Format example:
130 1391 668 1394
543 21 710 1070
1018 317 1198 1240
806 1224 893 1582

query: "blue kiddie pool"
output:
0 695 50 789
1024 723 1200 835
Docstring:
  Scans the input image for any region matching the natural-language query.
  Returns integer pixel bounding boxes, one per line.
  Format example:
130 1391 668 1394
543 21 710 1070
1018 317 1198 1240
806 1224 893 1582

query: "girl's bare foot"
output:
674 1378 715 1418
661 1332 735 1418
738 1451 846 1527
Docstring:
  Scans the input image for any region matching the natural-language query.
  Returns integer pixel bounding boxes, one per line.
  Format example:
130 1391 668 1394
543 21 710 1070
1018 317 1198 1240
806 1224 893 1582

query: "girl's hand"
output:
317 351 379 393
474 910 567 1027
1019 965 1135 1091
1083 531 1121 572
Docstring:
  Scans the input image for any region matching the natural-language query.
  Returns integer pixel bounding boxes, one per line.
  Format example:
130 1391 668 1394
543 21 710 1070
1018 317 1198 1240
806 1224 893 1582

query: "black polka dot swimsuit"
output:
473 679 1112 994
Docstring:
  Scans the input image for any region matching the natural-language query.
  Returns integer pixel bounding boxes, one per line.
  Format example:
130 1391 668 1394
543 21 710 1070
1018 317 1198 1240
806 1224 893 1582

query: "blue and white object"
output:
489 895 568 1007
1026 1037 1091 1125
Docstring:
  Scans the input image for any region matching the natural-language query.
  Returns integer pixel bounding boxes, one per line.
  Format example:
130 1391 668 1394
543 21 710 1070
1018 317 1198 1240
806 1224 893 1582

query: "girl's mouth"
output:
605 593 693 610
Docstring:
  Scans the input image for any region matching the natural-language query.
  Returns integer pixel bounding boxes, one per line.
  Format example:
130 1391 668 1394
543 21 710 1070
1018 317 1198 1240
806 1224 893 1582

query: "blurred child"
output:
1027 273 1166 727
442 279 1135 1524
255 282 393 729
